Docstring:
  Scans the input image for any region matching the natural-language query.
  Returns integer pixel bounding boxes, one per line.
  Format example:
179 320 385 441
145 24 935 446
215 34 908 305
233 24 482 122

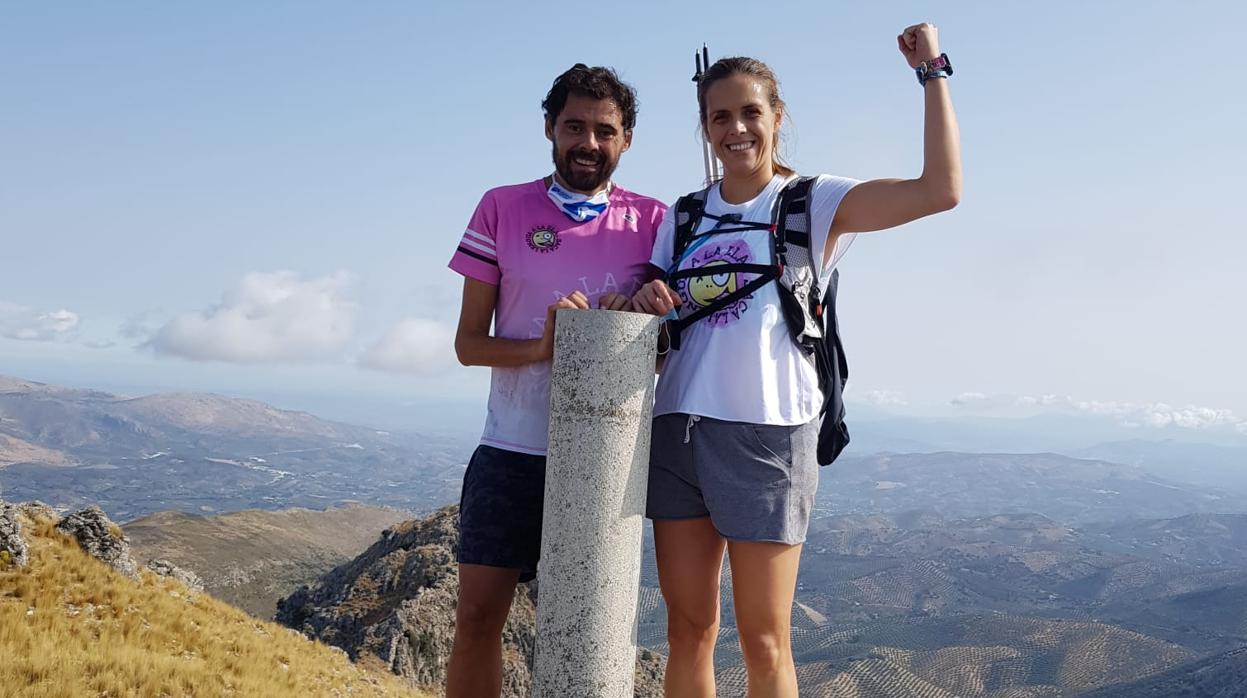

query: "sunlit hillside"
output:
0 509 432 698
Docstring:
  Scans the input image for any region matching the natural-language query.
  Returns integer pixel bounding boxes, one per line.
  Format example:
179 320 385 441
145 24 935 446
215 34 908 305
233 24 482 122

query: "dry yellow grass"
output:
0 512 433 698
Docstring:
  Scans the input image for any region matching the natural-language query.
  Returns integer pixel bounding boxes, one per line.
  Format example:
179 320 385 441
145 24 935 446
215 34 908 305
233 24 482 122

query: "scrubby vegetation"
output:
0 511 431 697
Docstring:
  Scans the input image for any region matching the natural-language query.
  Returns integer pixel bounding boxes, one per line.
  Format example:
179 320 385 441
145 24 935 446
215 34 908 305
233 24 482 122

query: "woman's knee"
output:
738 629 789 673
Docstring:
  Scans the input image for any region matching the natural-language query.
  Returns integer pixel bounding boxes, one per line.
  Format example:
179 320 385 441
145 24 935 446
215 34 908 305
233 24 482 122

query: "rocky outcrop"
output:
1 501 29 568
146 558 205 592
634 647 667 697
55 505 139 579
277 504 665 697
17 500 58 523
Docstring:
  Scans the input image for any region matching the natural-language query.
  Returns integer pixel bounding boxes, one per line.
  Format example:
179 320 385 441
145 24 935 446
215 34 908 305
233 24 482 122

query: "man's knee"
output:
667 605 719 649
454 592 513 642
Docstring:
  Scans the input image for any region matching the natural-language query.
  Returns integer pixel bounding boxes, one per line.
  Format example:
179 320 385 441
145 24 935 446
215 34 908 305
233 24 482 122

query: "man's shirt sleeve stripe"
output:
456 245 498 266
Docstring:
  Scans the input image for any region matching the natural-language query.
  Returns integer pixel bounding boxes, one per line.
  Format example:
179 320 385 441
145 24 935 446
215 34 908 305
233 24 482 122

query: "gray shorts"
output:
646 413 819 545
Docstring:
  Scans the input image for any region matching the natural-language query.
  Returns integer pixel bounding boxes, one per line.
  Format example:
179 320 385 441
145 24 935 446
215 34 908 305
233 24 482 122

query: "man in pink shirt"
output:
445 64 666 696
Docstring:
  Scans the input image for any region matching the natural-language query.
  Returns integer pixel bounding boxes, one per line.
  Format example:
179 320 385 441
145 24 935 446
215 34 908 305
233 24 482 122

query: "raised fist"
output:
898 23 941 69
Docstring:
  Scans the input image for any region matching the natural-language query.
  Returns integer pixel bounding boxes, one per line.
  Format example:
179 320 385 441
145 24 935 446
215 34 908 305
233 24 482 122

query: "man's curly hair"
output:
541 64 637 131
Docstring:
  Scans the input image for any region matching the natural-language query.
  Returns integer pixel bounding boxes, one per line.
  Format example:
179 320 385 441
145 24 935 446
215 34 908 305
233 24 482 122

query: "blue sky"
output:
2 2 1245 437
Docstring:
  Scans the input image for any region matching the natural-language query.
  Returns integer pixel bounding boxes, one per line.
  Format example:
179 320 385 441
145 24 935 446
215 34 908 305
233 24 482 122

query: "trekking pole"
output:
703 45 721 181
693 44 720 186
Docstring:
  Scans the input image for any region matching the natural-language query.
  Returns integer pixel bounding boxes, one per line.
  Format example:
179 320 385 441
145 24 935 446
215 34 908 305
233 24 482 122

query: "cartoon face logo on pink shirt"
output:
526 226 561 253
675 240 758 327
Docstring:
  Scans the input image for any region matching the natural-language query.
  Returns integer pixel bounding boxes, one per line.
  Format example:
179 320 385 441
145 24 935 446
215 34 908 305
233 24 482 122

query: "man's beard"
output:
552 145 617 192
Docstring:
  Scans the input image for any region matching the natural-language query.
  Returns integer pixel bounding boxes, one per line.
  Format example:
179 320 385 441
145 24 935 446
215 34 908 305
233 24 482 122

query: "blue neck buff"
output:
547 179 611 222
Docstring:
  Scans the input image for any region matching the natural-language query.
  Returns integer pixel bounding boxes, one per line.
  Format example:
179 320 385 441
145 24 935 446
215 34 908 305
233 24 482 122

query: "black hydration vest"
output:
665 176 850 465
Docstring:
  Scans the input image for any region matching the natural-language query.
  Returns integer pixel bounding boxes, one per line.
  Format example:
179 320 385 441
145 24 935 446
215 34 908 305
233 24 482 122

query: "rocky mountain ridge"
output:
277 504 665 697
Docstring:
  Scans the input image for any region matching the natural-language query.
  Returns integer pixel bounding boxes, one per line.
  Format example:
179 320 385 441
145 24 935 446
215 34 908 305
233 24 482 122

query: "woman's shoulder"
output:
789 175 863 215
788 173 860 188
805 174 863 191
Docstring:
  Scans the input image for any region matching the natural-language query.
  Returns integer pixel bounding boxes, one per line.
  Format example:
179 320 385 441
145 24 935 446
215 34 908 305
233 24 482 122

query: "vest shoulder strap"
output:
671 187 711 263
777 176 816 252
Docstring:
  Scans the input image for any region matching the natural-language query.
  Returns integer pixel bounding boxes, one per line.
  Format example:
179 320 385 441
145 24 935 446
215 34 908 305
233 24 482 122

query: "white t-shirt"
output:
650 173 860 425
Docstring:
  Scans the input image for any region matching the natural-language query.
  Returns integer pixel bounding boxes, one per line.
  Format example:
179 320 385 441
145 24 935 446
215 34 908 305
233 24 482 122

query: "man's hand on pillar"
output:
537 291 591 361
597 293 633 311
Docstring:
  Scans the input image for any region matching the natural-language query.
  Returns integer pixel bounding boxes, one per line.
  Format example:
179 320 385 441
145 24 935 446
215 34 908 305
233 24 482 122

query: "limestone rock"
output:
55 505 139 578
146 558 205 592
1 502 29 568
634 648 667 696
18 500 58 523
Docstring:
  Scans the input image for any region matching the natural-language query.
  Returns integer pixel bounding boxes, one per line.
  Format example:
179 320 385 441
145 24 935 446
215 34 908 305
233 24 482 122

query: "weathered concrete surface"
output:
533 309 662 698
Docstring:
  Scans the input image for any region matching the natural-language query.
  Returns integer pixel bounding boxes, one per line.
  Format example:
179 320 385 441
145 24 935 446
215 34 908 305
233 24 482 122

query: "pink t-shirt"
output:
449 179 666 455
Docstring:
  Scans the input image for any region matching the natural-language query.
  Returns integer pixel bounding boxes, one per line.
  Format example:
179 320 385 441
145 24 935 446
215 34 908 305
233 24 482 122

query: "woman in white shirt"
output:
630 23 961 697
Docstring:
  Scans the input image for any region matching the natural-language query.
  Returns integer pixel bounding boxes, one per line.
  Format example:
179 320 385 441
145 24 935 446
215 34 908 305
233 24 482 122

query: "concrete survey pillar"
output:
532 309 662 698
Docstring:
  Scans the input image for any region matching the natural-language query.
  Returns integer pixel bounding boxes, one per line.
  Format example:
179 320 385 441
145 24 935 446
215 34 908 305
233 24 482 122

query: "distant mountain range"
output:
821 451 1241 524
847 411 1247 495
1071 439 1247 493
0 374 469 520
5 374 1244 529
847 407 1247 452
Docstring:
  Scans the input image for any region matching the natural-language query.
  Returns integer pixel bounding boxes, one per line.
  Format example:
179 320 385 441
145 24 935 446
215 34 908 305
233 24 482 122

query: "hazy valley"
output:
4 373 1247 696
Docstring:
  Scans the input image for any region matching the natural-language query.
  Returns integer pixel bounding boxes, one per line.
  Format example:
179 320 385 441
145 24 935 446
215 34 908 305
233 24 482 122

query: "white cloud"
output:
1016 393 1065 407
359 318 456 375
148 271 355 363
1015 392 1247 433
0 301 80 341
1139 404 1241 430
950 391 989 406
860 389 909 407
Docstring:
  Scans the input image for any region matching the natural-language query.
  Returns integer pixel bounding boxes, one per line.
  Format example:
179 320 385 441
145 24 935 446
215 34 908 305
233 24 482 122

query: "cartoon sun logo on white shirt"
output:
676 241 757 327
687 260 739 306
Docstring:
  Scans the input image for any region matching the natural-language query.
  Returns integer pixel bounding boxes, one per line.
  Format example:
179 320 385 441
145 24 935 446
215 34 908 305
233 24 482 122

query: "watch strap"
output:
915 53 953 85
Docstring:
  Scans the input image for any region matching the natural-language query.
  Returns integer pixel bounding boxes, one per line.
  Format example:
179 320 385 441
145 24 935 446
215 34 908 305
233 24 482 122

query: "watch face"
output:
929 54 948 70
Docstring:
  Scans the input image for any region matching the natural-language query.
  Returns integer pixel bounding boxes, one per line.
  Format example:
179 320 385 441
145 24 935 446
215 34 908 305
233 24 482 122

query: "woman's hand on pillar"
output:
631 280 681 317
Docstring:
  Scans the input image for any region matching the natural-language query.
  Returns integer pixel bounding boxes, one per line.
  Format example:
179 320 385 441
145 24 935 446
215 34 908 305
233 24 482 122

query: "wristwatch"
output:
916 53 953 85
